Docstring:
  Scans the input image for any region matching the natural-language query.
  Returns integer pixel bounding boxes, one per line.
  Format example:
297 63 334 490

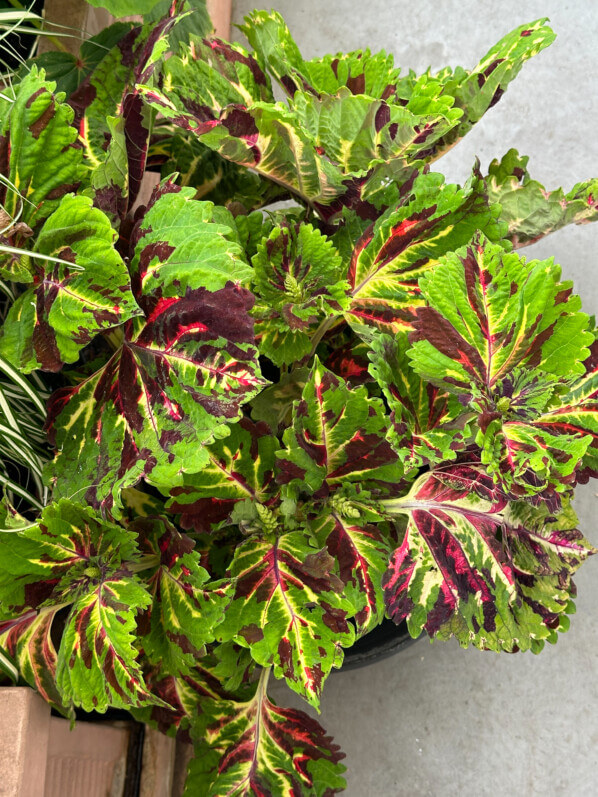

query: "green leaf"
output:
0 194 141 372
278 358 401 497
167 417 280 533
252 222 348 365
21 23 134 97
310 510 392 636
86 0 161 19
427 19 556 160
368 332 470 471
129 188 253 305
410 232 593 394
185 669 346 796
0 607 65 711
346 169 506 336
216 530 355 707
56 571 157 712
134 517 230 675
0 67 87 273
485 149 598 248
382 465 595 651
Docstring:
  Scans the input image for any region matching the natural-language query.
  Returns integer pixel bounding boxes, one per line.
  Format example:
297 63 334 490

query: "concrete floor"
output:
232 2 598 795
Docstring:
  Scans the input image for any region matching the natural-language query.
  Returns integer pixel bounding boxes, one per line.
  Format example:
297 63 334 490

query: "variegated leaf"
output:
346 169 506 335
310 510 392 636
0 499 139 614
0 607 64 710
74 15 179 212
410 232 593 394
151 133 287 212
474 368 592 498
0 67 88 234
278 358 401 497
216 530 355 707
136 645 257 737
128 186 252 311
134 517 230 675
185 668 346 797
369 332 471 471
240 10 398 99
47 281 265 516
249 367 310 433
485 149 598 248
382 464 595 651
535 340 598 483
167 417 279 532
0 194 141 372
138 81 347 211
426 19 556 161
252 222 349 365
56 570 157 711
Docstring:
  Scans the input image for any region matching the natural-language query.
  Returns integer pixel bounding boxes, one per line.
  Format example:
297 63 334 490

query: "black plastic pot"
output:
341 618 417 671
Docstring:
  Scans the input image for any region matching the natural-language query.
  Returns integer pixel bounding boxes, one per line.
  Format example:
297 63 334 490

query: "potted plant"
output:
1 1 597 794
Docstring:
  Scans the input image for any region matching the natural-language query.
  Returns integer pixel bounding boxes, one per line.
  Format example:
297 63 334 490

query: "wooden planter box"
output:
0 687 178 796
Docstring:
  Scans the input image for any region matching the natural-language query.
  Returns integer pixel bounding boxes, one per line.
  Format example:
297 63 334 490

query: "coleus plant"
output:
0 2 597 793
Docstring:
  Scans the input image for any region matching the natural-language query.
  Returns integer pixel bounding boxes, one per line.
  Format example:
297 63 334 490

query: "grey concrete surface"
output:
232 3 598 795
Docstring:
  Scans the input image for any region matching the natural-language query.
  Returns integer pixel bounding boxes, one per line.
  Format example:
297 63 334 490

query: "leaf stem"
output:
126 554 160 574
306 315 343 360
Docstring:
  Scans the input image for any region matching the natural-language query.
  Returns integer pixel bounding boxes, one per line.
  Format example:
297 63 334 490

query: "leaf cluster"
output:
0 4 597 794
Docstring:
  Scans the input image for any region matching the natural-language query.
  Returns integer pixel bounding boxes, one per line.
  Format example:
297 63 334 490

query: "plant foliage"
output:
0 3 596 794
